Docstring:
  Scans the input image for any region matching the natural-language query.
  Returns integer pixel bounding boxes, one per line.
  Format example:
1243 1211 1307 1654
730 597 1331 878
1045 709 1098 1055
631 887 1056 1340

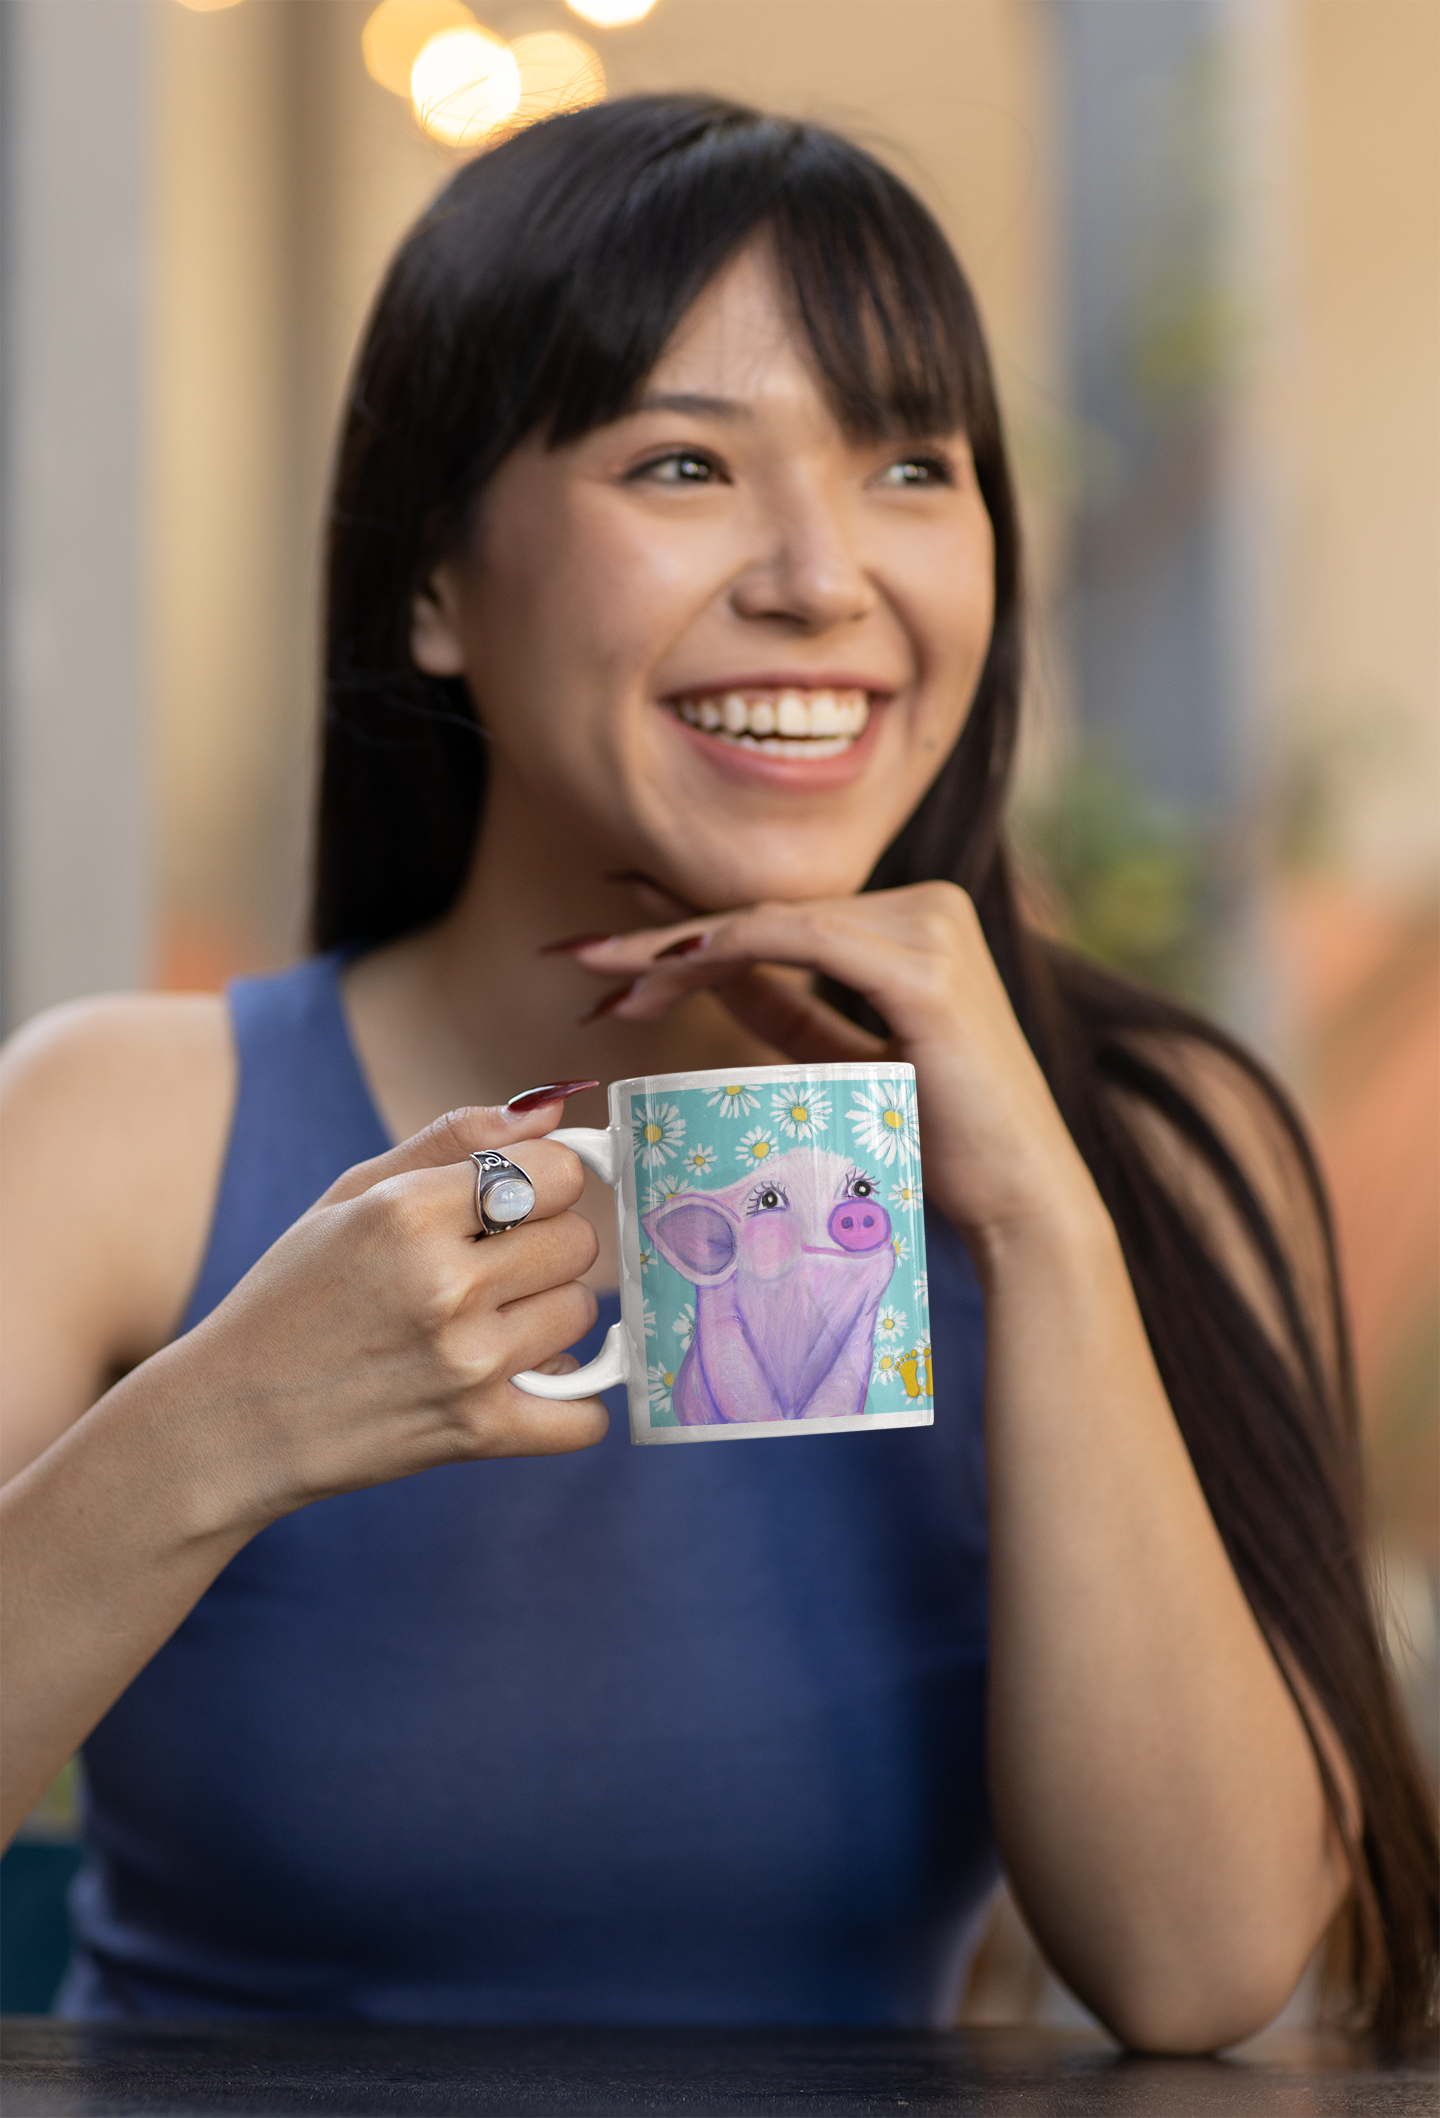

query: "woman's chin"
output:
643 841 878 914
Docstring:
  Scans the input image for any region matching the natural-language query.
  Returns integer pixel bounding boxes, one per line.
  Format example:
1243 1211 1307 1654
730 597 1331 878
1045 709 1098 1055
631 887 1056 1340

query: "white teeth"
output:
776 690 808 736
675 687 872 750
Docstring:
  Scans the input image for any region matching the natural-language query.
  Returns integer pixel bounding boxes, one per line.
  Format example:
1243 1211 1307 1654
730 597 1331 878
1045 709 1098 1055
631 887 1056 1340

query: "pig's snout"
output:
828 1198 891 1253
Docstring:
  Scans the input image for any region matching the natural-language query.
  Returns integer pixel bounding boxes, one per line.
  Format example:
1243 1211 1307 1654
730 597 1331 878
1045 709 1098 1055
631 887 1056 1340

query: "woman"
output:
1 96 1433 2042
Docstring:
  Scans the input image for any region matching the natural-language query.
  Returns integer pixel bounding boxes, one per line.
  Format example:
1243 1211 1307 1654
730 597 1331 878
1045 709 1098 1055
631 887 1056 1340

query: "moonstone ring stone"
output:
470 1150 538 1237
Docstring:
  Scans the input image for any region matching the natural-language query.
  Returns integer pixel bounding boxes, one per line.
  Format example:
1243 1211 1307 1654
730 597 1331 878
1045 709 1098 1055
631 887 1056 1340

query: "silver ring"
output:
471 1151 537 1238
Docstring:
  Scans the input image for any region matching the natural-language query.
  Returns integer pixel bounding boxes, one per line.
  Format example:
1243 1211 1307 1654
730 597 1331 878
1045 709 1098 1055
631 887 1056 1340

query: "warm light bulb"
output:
510 32 605 122
564 0 657 26
363 0 479 98
411 25 521 148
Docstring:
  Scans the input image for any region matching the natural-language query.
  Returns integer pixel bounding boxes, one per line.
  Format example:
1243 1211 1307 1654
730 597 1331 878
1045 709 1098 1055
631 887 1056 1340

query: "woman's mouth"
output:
671 687 870 758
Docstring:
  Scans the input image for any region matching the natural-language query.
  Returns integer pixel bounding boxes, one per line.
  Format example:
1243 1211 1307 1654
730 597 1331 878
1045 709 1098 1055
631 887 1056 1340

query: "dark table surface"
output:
2 2020 1436 2118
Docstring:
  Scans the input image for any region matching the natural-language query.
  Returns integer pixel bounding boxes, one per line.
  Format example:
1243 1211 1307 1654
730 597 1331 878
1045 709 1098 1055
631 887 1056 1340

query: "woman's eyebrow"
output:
633 391 751 420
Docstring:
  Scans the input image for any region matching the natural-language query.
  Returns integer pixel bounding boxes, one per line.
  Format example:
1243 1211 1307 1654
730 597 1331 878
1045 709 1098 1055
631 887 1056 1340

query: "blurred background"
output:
1 0 1435 2025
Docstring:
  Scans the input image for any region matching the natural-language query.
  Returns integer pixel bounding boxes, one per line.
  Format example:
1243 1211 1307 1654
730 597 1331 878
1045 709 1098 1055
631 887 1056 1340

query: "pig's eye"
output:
842 1170 876 1200
746 1183 790 1216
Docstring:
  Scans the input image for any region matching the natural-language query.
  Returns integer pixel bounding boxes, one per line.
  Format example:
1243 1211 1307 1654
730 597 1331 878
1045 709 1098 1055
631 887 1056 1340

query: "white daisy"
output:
681 1142 717 1177
875 1304 907 1342
891 1233 911 1265
736 1125 778 1167
871 1347 901 1388
914 1270 929 1308
848 1079 918 1168
644 1175 693 1212
632 1100 685 1170
705 1082 760 1118
638 1240 655 1272
888 1175 923 1212
647 1358 678 1416
769 1085 832 1141
672 1303 696 1352
643 1299 657 1341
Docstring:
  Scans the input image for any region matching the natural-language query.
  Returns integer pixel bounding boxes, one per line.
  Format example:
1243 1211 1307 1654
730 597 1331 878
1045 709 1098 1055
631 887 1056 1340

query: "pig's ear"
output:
643 1195 740 1285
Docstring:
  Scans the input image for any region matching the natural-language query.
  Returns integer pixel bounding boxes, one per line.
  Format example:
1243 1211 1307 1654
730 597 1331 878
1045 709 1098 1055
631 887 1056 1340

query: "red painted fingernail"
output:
656 934 709 960
538 933 611 955
505 1079 600 1114
577 981 638 1026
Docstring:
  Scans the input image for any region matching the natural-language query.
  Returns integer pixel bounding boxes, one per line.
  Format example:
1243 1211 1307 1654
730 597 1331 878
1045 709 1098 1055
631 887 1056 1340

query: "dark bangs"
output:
316 94 1015 952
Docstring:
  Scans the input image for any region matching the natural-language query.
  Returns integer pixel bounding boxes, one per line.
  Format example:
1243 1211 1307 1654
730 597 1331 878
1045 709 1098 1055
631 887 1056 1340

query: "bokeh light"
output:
363 0 479 99
411 25 521 148
175 0 245 12
511 32 606 122
564 0 657 27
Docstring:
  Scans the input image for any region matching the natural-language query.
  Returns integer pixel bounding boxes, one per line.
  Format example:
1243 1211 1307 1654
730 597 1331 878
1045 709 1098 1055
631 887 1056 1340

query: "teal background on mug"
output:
627 1074 931 1428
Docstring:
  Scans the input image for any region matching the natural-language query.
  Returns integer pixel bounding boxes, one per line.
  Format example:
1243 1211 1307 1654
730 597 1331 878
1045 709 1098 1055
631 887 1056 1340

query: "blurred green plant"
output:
1015 751 1219 1007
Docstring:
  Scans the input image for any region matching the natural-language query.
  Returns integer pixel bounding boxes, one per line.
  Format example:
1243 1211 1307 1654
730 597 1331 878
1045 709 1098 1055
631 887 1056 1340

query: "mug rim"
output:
609 1059 914 1097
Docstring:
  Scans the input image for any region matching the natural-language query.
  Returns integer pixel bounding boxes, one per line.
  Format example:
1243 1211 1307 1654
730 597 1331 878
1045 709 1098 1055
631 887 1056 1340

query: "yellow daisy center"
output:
789 1104 808 1124
750 1140 770 1159
724 1084 743 1098
644 1122 663 1144
882 1107 903 1130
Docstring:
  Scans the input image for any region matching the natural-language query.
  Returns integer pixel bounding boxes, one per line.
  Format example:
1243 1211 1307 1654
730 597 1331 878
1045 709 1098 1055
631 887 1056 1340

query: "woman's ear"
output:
410 569 467 677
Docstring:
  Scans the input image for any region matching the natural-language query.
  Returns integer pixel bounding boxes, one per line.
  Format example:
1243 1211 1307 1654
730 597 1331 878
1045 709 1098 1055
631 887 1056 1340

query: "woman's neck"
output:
340 797 782 1148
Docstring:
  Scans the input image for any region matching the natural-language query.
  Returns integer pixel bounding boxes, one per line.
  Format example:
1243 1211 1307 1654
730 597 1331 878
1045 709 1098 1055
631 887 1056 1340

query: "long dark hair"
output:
317 95 1436 2034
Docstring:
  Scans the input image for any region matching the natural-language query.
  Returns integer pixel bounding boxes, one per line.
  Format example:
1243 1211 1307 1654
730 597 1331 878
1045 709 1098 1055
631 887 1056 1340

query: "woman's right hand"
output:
165 1105 608 1536
0 1092 604 1843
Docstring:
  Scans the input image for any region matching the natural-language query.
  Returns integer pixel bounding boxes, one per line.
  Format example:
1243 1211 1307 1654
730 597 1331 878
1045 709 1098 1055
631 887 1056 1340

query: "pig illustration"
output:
643 1147 896 1424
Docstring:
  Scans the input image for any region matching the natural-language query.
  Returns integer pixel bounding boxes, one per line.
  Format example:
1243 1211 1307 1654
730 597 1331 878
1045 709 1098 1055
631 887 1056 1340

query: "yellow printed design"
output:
896 1344 933 1401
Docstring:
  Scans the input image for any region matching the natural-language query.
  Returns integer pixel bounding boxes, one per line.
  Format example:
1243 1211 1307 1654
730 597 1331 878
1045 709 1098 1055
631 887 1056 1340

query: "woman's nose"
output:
730 500 875 630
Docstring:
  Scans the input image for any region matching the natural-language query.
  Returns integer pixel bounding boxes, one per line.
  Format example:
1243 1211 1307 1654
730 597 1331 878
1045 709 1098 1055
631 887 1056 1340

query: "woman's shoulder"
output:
1 990 237 1194
0 993 237 1480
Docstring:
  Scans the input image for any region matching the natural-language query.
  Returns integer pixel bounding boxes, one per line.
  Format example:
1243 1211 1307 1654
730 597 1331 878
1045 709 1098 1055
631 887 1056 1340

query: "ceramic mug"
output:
511 1062 933 1445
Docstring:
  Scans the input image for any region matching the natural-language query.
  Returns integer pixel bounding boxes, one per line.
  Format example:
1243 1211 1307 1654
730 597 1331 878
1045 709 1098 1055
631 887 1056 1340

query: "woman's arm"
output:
561 886 1356 2052
1 1004 607 1845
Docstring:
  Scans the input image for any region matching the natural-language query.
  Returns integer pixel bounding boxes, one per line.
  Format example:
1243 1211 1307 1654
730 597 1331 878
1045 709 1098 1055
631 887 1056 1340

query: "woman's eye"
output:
874 455 953 488
632 450 723 486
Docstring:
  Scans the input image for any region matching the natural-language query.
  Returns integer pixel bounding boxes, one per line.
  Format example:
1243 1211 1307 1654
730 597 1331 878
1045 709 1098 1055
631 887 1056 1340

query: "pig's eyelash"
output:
744 1181 790 1217
840 1167 877 1200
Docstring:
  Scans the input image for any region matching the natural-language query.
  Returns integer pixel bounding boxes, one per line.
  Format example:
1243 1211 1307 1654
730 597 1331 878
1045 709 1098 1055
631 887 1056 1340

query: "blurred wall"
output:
1277 0 1439 890
0 0 153 1027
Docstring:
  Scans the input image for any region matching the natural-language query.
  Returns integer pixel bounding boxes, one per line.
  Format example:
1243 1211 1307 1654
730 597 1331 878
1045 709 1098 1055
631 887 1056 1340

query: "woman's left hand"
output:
564 882 1100 1247
569 882 1354 2051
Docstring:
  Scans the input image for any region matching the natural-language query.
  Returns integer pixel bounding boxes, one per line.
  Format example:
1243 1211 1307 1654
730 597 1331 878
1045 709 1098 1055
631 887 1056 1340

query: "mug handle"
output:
509 1126 632 1402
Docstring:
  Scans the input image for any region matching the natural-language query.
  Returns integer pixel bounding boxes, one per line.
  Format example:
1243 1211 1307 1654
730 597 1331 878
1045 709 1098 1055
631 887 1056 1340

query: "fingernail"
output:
505 1079 600 1114
538 933 612 955
578 981 638 1026
656 933 709 960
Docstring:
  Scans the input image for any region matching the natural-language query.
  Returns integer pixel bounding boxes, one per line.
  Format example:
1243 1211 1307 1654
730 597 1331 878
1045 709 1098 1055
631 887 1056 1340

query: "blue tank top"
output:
61 956 997 2022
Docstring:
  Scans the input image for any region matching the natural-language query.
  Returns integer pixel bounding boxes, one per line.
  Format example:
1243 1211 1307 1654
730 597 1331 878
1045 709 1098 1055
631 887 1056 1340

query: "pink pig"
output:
643 1147 895 1424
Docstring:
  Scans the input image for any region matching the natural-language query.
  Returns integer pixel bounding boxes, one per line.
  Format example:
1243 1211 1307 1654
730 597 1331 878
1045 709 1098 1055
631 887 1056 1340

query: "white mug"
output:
511 1062 934 1445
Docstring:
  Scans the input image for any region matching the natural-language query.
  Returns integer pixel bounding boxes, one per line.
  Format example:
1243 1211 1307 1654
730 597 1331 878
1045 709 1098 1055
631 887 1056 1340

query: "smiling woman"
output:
0 95 1434 2044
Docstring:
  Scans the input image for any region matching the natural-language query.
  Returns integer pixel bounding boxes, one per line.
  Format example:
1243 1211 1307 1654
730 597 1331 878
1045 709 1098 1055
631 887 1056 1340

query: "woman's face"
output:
413 241 996 911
